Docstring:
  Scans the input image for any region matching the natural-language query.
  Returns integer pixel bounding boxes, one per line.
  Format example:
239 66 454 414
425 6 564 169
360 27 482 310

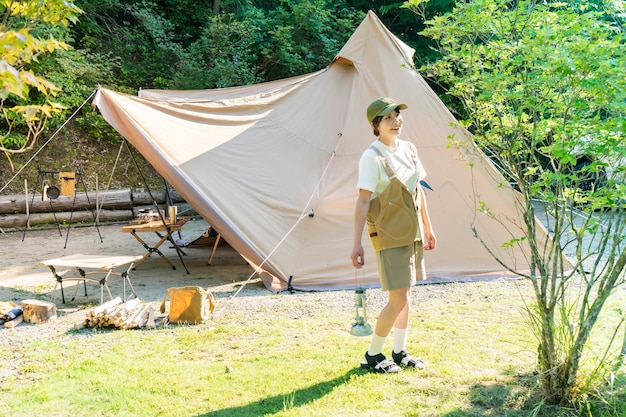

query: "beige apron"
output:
366 146 421 252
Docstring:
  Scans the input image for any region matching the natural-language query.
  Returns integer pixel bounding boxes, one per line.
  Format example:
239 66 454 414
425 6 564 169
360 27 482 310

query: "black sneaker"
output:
361 352 401 373
392 350 425 369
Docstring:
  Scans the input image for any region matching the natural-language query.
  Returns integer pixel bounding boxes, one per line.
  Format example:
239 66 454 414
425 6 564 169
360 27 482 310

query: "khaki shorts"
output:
376 241 426 291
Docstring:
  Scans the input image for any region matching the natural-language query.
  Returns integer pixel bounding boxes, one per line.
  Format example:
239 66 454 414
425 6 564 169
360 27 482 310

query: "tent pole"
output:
124 140 189 274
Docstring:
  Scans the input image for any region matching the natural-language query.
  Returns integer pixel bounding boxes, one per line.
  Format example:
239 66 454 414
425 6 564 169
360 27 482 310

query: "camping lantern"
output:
350 289 372 336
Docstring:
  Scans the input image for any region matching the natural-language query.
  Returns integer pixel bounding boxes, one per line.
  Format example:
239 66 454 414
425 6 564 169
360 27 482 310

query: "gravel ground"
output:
0 218 530 385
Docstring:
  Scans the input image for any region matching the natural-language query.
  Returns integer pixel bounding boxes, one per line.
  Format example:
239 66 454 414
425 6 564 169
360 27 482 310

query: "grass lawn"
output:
1 279 625 416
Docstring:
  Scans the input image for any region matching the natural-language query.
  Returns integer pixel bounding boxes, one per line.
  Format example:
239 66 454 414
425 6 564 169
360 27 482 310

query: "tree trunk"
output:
0 209 134 229
0 188 133 214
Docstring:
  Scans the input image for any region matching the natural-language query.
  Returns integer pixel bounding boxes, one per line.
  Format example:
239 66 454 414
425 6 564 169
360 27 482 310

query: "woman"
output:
351 97 437 373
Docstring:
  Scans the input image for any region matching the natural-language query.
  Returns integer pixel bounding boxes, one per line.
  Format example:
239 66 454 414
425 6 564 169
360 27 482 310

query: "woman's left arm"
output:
418 188 437 250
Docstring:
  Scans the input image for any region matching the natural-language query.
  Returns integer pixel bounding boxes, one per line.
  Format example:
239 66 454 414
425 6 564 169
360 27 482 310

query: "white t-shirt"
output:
357 139 426 199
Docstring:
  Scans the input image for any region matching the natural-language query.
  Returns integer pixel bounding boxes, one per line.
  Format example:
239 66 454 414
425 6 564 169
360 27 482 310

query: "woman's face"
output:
377 110 403 137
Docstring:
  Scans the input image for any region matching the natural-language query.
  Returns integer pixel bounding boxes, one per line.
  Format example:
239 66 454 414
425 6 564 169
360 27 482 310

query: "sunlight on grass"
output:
1 280 624 416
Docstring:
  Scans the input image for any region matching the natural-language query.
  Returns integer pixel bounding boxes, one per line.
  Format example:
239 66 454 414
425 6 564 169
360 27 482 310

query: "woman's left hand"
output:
423 232 437 250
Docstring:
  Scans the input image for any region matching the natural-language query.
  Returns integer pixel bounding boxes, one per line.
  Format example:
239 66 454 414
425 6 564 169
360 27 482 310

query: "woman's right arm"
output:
351 189 372 268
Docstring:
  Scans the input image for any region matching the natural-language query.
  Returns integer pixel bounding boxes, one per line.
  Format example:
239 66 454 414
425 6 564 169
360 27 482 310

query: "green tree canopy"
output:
0 0 82 170
71 0 365 90
414 0 626 409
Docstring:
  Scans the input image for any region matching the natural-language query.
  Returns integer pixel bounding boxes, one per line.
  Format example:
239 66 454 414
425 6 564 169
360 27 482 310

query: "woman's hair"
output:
371 115 382 136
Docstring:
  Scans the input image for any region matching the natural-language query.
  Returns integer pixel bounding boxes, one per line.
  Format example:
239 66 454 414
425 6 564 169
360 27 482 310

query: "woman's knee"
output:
388 288 410 308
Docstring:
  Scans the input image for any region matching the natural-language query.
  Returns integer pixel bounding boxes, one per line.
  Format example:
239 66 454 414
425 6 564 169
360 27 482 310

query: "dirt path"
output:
0 218 261 319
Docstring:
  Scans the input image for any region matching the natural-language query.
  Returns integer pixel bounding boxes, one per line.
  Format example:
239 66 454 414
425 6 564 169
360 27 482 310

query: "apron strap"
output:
369 145 396 179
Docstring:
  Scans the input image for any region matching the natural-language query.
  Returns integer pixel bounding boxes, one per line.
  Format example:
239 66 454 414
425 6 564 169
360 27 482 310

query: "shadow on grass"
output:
196 368 363 416
441 372 626 417
438 376 544 417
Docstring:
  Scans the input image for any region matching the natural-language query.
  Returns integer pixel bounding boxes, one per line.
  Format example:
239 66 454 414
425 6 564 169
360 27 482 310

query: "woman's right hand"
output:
351 244 365 268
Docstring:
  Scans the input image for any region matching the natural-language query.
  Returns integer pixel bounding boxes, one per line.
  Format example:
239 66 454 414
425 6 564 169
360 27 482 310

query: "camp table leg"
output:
121 261 138 301
47 265 68 304
128 230 152 269
128 230 175 270
74 268 90 301
162 232 190 274
70 276 82 302
71 268 112 304
149 231 177 270
98 269 114 304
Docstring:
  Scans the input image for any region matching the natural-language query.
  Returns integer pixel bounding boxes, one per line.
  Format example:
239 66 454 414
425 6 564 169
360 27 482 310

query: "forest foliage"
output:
0 0 450 189
2 0 626 411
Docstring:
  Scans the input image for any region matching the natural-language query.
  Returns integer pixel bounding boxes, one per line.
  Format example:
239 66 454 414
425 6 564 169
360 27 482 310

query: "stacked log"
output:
0 188 197 230
0 188 133 214
82 297 165 329
0 209 133 229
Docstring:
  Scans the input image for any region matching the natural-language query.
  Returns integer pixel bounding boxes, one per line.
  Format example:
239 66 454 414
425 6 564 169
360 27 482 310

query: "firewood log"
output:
101 303 125 319
21 299 57 324
114 298 142 319
120 302 147 329
4 315 24 328
145 308 156 329
91 297 123 316
130 303 153 328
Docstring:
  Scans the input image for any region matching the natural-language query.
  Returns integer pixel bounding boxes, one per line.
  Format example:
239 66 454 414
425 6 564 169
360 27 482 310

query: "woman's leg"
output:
393 300 411 353
368 287 410 354
364 287 410 372
388 289 424 368
393 293 410 329
378 287 410 333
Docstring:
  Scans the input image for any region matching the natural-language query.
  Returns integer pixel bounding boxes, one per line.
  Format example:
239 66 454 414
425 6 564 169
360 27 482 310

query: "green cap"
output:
366 97 408 123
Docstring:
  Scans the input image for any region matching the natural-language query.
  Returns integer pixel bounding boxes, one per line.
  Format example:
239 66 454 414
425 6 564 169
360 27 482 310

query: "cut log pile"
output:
82 297 166 329
0 188 197 230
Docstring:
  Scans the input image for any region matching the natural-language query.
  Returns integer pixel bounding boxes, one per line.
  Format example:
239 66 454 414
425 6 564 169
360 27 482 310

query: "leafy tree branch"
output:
410 0 626 407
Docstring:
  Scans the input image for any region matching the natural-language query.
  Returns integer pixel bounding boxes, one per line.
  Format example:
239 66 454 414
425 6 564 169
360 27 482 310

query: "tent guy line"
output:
96 139 126 217
213 203 322 319
0 89 97 195
214 152 337 318
298 151 336 219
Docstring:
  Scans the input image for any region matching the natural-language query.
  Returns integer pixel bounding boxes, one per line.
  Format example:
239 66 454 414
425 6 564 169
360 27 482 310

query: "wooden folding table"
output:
121 217 190 273
39 254 142 304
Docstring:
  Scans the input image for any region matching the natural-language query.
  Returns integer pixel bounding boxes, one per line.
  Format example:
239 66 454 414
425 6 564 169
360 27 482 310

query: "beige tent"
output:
93 11 540 291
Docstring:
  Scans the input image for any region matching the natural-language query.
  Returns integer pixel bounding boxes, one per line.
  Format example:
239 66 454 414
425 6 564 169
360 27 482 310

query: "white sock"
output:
393 327 408 354
367 333 387 356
